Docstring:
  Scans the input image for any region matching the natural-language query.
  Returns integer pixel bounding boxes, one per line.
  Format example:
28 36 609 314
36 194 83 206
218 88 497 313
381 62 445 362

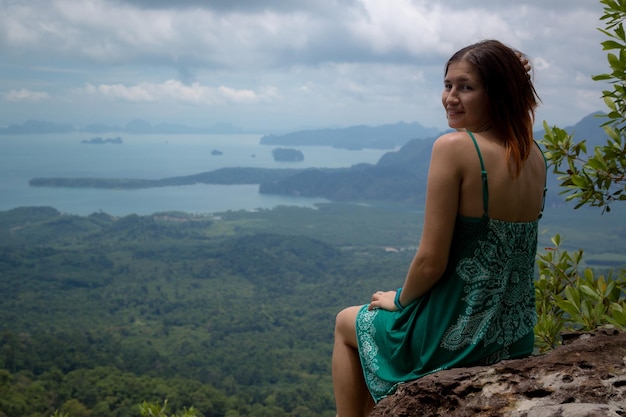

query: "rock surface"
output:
370 329 626 417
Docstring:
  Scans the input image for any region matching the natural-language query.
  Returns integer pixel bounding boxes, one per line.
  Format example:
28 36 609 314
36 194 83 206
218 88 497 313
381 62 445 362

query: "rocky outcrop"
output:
370 329 626 417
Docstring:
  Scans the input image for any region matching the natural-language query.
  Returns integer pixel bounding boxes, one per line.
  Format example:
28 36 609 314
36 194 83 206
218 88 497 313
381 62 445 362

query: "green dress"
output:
356 132 546 402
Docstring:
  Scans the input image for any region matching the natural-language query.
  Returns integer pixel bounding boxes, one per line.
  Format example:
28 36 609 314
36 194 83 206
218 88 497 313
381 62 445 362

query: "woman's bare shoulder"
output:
432 131 475 156
435 130 468 142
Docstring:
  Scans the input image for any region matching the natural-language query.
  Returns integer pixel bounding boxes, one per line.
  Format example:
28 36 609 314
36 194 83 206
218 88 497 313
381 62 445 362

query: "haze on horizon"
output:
0 0 607 134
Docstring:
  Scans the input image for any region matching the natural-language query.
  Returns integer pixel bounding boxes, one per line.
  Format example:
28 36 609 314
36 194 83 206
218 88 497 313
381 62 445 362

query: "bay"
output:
0 133 392 216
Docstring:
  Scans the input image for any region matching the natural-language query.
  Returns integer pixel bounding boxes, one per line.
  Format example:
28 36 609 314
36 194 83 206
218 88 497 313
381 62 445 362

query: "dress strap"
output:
535 140 548 219
467 131 489 216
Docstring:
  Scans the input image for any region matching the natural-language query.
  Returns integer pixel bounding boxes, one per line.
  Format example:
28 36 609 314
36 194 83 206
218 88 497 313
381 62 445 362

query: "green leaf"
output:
580 284 602 301
608 52 620 67
557 299 581 319
602 39 625 50
593 73 614 81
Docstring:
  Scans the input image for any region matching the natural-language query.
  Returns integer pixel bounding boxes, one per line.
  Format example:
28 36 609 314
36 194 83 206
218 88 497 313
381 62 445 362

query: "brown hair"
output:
445 40 540 177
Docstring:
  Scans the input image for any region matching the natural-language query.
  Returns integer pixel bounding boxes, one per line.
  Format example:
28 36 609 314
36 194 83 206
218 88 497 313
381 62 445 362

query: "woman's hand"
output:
516 51 531 78
368 290 399 311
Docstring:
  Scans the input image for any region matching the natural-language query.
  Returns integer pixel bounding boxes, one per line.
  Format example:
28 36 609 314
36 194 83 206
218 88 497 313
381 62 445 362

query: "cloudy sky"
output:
0 0 608 133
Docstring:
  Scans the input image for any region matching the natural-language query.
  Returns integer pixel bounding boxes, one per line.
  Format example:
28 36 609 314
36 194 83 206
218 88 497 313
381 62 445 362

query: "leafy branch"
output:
535 235 626 352
535 0 626 351
541 0 626 212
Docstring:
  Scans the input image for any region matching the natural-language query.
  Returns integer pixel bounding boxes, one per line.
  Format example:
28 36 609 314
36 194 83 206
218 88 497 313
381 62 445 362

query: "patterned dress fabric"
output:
355 132 544 402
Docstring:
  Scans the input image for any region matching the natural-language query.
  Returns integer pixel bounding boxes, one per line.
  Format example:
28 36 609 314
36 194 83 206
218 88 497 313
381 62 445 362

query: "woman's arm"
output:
399 134 462 304
369 133 464 311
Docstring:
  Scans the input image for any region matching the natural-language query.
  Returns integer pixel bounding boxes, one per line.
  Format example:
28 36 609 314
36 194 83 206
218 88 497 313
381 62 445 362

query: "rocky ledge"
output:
370 328 626 417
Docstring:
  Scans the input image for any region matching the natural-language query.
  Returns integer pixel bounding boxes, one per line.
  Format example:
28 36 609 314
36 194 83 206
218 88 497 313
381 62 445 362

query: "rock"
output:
370 329 626 417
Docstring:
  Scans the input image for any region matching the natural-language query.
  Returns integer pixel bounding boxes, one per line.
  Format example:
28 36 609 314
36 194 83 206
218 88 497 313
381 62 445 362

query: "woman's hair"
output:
445 39 540 177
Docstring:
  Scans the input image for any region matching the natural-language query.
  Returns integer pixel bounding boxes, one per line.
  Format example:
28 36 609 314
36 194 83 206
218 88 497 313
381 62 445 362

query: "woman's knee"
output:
334 306 361 343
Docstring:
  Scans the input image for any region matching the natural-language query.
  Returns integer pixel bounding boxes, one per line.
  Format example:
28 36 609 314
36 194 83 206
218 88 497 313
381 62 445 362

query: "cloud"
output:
0 0 611 130
0 0 333 71
82 80 278 104
346 1 513 58
112 0 357 14
4 89 50 102
0 0 602 71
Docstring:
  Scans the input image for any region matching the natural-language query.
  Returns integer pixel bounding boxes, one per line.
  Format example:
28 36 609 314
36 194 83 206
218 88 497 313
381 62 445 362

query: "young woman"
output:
332 40 546 417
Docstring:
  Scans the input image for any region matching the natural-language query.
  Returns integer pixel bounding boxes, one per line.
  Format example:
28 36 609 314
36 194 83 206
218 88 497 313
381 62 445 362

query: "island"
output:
272 148 304 162
28 167 310 189
211 149 224 156
81 137 123 145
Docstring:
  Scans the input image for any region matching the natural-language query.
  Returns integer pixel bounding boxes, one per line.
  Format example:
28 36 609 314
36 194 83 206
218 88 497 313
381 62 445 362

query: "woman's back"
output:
456 130 546 222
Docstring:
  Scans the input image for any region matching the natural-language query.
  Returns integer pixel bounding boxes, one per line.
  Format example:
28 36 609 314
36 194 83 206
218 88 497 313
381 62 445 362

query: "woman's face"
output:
442 60 490 132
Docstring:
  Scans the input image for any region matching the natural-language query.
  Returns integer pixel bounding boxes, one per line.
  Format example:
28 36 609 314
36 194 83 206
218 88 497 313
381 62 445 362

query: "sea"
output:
1 133 392 216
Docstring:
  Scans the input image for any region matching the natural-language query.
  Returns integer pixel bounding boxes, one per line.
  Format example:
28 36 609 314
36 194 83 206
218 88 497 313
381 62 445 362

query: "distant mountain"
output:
260 121 441 150
261 112 612 206
79 123 123 133
563 111 608 146
0 120 75 134
85 119 244 134
259 137 435 203
0 119 246 135
536 111 611 207
2 114 607 139
530 112 606 143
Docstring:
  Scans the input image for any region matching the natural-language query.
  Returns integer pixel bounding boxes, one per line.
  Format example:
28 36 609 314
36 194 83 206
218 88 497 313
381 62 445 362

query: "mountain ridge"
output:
259 121 441 150
258 111 609 205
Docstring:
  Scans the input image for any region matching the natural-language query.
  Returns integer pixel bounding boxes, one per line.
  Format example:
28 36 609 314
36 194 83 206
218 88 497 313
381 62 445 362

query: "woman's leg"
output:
333 305 374 417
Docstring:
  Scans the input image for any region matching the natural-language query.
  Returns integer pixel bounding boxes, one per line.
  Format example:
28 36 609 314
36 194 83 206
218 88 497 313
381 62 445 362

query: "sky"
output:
0 0 609 134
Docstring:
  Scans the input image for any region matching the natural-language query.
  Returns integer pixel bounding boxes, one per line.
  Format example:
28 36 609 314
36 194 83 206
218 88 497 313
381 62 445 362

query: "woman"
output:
332 39 546 417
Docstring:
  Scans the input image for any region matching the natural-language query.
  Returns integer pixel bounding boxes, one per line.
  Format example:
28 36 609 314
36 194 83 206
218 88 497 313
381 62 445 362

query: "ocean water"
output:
1 133 392 216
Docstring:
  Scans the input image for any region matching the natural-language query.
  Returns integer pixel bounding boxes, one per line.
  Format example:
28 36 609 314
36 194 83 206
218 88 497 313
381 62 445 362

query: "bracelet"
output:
394 288 405 311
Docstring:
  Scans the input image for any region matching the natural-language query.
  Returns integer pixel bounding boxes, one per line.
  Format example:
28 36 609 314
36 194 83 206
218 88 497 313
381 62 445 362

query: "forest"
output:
1 200 625 417
0 204 418 417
